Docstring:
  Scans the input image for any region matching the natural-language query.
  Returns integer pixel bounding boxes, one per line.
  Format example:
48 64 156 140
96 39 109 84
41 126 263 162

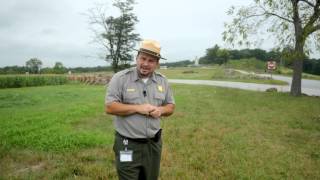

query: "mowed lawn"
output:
0 84 319 179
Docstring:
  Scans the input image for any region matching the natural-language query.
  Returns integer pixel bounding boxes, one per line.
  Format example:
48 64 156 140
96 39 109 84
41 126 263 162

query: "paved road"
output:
235 69 320 90
259 74 320 90
168 74 320 96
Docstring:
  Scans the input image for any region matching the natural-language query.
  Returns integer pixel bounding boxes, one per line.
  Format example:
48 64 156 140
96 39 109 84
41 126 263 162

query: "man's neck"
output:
137 69 152 79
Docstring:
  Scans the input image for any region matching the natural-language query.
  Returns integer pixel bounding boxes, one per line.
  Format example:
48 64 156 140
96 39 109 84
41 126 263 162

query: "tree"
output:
199 44 220 64
217 48 230 65
223 0 320 96
88 0 140 72
26 58 42 74
53 62 67 74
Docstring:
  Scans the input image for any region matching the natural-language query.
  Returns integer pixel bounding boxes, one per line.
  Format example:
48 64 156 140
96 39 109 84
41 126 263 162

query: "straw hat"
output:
136 39 166 60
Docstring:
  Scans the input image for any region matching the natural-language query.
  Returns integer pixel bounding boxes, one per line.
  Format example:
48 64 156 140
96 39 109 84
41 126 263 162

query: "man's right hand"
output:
136 104 156 115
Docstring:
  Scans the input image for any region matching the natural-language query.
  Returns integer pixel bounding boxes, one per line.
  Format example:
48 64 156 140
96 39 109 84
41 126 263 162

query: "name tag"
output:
127 88 135 92
120 150 133 162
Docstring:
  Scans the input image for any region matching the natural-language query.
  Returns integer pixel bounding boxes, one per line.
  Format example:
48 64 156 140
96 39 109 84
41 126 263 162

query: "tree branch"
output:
265 12 294 23
303 0 320 35
244 13 267 19
308 23 320 34
258 4 294 23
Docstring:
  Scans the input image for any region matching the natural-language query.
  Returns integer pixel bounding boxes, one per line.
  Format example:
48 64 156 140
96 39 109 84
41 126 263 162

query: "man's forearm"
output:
159 104 175 117
106 102 138 116
106 102 158 116
106 102 175 117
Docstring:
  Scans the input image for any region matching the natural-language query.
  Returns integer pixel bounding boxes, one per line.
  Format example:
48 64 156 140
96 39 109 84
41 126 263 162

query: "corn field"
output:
0 75 68 89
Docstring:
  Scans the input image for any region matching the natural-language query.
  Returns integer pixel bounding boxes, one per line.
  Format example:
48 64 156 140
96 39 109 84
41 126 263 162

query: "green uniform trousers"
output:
113 132 162 180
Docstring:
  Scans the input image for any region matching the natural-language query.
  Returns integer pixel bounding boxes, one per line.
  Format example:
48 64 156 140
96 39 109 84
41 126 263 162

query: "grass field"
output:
158 67 288 85
226 59 320 80
0 84 320 179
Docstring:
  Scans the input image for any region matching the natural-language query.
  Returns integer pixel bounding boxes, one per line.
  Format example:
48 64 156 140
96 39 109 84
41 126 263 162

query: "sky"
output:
0 0 319 68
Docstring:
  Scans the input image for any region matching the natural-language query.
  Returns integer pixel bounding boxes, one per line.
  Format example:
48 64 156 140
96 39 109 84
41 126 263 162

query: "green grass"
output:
0 85 111 151
158 66 287 85
226 58 267 72
0 84 320 179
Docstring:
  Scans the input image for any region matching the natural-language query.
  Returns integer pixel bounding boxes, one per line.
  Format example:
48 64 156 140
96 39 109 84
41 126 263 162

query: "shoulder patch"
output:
115 67 134 77
155 71 166 78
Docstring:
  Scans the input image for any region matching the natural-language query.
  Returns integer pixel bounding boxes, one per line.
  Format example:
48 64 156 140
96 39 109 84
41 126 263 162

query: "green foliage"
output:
217 48 230 65
199 46 282 65
53 62 67 74
227 58 267 71
0 66 27 74
68 66 113 73
199 44 220 64
0 66 113 74
303 58 320 75
89 0 140 72
0 75 68 89
26 58 42 74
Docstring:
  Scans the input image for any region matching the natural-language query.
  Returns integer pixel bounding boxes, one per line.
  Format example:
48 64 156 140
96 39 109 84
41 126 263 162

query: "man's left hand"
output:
149 107 162 118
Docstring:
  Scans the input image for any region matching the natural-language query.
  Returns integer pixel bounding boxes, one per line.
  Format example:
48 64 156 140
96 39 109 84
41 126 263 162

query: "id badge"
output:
120 150 133 162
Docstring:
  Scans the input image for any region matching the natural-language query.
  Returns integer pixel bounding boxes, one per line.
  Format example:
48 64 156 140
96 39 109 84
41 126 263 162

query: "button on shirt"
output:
106 67 175 139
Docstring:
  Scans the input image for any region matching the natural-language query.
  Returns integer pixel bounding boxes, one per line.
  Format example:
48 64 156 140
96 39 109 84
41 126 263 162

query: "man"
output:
105 39 175 180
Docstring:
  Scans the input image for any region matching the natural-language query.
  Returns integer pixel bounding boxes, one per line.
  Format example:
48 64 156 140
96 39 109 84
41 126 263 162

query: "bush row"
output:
0 75 68 88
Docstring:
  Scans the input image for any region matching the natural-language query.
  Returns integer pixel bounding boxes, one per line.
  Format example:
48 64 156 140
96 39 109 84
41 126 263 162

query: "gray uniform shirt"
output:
106 67 175 138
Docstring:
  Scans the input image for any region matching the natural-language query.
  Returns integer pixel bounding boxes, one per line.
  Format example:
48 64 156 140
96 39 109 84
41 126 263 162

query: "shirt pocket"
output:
154 92 165 106
123 91 140 104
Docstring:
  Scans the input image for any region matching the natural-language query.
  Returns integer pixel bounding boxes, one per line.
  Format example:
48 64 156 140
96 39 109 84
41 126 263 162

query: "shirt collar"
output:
133 67 157 83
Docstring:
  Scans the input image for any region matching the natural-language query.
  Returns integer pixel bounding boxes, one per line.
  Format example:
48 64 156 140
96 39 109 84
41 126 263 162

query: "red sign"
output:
267 61 276 70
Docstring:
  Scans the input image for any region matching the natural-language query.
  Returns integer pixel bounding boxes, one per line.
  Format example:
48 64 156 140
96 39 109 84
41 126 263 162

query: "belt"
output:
116 129 162 143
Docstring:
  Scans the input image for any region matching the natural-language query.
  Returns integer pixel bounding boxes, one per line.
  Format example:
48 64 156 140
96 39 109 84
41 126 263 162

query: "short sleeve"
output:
164 79 175 104
105 74 122 105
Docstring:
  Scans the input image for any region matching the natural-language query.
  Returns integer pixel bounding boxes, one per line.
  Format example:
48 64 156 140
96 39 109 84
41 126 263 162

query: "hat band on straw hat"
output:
139 48 161 58
138 48 167 60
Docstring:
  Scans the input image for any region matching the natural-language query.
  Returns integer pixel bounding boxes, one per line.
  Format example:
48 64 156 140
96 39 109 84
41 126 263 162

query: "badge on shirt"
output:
158 85 164 92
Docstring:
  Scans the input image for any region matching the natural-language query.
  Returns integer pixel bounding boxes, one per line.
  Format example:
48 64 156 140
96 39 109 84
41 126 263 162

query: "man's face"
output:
136 52 159 77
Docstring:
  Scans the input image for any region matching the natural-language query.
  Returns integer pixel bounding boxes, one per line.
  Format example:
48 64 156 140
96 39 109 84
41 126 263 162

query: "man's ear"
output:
156 60 160 68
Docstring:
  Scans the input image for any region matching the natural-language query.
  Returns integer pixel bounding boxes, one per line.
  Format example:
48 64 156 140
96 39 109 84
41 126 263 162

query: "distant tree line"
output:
160 60 194 67
199 44 320 75
1 48 319 75
0 58 112 75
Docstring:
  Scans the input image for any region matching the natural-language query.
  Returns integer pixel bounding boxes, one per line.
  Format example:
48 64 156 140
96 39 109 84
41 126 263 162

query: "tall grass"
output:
0 75 68 88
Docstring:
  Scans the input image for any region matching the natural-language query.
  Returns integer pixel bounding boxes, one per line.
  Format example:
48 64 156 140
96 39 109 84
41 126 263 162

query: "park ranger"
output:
105 39 175 180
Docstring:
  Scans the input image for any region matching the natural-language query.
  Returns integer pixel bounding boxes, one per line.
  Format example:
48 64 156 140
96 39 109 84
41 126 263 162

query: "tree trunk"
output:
290 0 304 96
290 56 303 96
290 34 304 96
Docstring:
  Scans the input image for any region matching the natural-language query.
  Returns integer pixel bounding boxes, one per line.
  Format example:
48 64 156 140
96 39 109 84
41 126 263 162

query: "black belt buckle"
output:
153 129 162 142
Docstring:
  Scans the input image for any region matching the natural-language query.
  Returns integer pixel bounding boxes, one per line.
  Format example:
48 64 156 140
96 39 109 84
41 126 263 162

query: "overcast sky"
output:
0 0 319 68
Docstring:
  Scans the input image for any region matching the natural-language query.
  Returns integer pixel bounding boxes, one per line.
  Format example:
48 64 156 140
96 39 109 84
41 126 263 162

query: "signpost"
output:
267 61 277 78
